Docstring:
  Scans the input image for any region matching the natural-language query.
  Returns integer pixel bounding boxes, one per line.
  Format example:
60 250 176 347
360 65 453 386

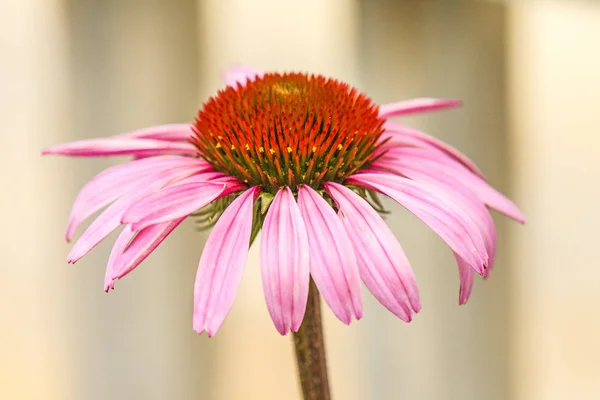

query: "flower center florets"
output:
191 72 384 193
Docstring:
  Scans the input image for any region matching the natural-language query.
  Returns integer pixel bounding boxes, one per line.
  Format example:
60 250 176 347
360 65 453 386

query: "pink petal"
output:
222 65 262 87
376 146 525 223
104 225 135 292
325 182 420 321
375 131 430 153
346 172 488 274
120 123 194 142
111 218 186 281
372 157 500 300
398 166 500 281
193 186 259 336
42 137 197 157
382 122 485 177
260 187 310 335
456 255 474 305
65 156 211 241
169 172 240 186
67 164 207 263
377 154 498 263
122 181 229 231
378 98 462 119
297 185 363 324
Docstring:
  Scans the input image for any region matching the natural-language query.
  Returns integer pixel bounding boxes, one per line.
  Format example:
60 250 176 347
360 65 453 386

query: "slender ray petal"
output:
376 147 525 223
381 157 501 283
456 255 475 305
325 182 420 321
112 218 186 281
347 172 488 273
260 187 310 334
193 187 259 336
382 122 485 177
376 131 432 152
297 185 363 324
378 98 462 119
67 164 207 263
377 157 498 260
122 182 228 231
42 137 197 157
65 156 211 241
104 225 135 292
120 123 194 142
395 164 500 297
222 65 262 87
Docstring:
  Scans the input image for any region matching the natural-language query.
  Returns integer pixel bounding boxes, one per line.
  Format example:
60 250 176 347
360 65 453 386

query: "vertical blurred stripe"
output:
360 2 510 399
64 1 211 399
0 0 71 399
508 1 600 399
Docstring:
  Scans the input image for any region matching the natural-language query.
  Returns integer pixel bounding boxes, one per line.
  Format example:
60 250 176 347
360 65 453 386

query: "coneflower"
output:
44 66 524 399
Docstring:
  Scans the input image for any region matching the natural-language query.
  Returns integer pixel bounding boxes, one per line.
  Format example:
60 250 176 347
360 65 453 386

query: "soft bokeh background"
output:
2 0 599 399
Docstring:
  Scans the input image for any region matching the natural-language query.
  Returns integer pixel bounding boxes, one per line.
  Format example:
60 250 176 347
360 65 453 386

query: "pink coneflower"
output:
43 66 524 336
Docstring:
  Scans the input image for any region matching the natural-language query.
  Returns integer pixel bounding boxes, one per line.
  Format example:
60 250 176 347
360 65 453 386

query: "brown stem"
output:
292 279 331 400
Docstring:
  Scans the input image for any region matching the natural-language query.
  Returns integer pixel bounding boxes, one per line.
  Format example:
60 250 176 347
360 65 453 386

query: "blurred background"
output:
2 0 599 399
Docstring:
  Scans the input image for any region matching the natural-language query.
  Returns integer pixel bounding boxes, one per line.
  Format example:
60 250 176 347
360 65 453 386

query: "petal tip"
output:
277 327 291 336
336 311 354 325
41 146 62 155
354 307 364 321
291 323 302 333
103 280 115 293
412 301 422 314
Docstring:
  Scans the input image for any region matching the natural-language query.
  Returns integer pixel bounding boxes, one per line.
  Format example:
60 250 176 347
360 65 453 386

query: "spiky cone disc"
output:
191 72 385 193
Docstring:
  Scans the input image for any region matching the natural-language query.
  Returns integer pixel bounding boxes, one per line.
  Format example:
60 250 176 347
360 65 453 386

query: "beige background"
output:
1 0 599 399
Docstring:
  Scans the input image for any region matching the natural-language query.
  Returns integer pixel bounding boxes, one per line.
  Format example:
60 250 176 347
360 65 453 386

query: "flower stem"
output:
293 279 331 400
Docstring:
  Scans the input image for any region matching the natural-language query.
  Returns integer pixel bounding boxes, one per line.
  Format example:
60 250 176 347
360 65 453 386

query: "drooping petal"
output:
120 123 194 142
369 157 500 301
404 166 500 295
122 181 229 231
456 255 474 305
67 164 207 263
376 146 525 223
65 156 211 241
260 187 310 334
222 65 262 87
42 137 197 157
375 131 431 152
104 225 135 292
111 218 186 281
382 122 485 177
395 166 497 295
378 98 462 119
297 185 363 324
377 156 498 263
325 182 420 321
346 172 488 273
193 186 259 336
382 156 502 283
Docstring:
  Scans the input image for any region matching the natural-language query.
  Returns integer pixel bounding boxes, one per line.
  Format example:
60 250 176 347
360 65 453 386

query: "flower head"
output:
193 72 383 192
43 66 524 336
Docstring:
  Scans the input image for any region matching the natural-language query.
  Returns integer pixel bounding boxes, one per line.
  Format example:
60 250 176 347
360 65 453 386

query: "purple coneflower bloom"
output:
43 66 524 336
